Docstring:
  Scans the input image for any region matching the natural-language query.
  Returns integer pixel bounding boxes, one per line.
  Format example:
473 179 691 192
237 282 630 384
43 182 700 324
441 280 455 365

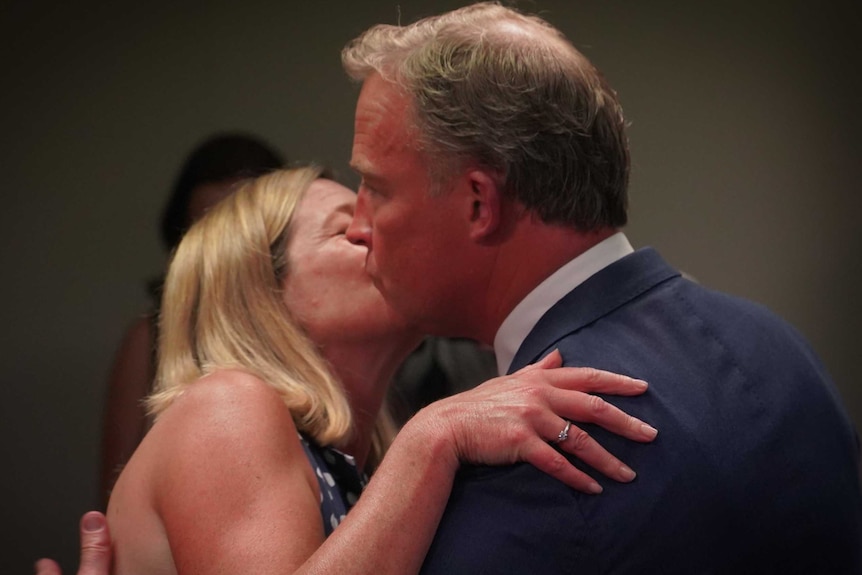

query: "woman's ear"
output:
466 169 502 242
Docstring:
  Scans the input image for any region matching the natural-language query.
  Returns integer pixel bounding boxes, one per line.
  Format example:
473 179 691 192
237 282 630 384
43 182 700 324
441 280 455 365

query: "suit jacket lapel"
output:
508 248 680 374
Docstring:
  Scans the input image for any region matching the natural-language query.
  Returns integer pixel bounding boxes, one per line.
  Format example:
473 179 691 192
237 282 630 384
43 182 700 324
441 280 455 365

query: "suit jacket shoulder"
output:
421 248 862 574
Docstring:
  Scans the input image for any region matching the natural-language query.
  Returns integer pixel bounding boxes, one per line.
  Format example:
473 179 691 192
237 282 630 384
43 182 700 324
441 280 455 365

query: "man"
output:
342 2 862 573
52 2 862 573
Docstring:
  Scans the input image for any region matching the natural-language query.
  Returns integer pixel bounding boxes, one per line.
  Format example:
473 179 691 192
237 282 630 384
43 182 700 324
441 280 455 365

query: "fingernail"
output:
82 512 105 532
641 423 658 438
588 481 603 494
619 464 636 482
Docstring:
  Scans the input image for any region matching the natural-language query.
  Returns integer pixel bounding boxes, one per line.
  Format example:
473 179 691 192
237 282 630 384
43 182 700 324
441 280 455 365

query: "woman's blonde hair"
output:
147 166 395 463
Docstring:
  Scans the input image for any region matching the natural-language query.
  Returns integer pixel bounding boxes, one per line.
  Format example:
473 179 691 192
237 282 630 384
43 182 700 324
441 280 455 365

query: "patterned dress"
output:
298 434 367 536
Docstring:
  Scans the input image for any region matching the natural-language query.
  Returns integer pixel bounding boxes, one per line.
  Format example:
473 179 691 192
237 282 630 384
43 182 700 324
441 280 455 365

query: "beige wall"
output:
2 1 859 571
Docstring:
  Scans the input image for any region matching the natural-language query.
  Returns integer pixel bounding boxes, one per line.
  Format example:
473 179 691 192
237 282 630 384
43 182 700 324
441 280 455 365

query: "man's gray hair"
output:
342 2 629 231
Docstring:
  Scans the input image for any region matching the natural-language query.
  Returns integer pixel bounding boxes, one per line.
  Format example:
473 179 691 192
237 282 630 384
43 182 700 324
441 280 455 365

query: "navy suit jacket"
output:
420 248 862 574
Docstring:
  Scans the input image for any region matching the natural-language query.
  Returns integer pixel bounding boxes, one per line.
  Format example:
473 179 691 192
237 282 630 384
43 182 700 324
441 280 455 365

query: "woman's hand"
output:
407 349 657 494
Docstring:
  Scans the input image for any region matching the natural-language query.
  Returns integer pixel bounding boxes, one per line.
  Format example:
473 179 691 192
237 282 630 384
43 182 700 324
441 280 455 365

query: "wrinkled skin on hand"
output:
411 350 658 494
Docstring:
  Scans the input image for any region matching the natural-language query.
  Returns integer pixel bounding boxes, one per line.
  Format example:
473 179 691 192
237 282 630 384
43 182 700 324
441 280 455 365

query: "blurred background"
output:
2 0 859 571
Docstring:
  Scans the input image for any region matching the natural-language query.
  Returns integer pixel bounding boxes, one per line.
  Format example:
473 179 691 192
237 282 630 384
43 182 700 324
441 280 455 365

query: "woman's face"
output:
281 178 419 348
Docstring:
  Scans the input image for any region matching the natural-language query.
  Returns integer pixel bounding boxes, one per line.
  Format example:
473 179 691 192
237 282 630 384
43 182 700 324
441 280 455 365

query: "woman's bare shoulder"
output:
118 370 301 486
160 369 293 429
110 371 320 573
149 368 314 501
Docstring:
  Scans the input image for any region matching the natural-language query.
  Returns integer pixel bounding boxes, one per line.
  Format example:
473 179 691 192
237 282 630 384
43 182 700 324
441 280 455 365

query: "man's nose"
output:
346 190 372 247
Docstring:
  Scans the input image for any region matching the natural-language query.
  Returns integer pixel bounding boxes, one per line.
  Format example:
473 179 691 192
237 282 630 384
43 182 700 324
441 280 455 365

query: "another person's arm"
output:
35 512 111 575
99 316 154 505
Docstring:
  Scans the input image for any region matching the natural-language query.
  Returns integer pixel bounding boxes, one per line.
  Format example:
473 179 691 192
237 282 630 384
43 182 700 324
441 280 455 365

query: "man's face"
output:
347 73 474 335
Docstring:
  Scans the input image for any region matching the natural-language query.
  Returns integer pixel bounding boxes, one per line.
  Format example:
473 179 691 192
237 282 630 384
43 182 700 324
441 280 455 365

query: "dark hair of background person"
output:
159 132 285 251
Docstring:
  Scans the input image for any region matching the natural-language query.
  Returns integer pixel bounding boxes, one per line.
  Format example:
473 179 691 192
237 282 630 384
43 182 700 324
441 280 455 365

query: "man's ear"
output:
466 169 502 241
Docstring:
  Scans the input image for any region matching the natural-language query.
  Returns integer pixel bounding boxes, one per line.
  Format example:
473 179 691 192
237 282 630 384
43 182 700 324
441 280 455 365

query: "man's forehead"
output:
350 75 416 177
358 73 411 112
355 76 413 136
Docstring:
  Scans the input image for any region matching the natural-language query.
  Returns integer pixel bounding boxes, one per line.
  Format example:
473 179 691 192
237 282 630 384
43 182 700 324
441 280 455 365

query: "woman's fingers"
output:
551 391 658 442
543 366 649 396
520 439 604 494
439 352 658 493
523 359 658 442
523 418 641 491
518 349 563 372
553 419 639 483
515 351 646 397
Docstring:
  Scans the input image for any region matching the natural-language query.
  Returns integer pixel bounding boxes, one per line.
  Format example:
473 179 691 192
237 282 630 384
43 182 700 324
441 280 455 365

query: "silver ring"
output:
555 420 572 443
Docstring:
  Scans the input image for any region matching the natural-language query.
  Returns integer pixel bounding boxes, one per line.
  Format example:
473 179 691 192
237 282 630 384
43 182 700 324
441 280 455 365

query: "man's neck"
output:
473 218 619 345
493 231 633 374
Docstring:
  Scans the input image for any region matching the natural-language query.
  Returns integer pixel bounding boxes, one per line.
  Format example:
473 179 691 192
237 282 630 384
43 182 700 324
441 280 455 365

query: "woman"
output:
91 167 656 574
100 132 285 502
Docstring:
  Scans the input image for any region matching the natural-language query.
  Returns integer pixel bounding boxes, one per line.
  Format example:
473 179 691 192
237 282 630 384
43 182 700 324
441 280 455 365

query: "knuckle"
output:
500 422 530 445
545 452 569 475
521 400 544 420
521 383 545 400
81 537 111 553
507 401 535 424
568 427 592 451
511 425 532 445
587 394 608 416
586 366 603 382
576 367 603 389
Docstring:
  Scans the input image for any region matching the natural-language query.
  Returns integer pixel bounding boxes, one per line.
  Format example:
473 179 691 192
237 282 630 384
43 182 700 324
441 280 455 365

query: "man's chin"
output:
369 277 410 317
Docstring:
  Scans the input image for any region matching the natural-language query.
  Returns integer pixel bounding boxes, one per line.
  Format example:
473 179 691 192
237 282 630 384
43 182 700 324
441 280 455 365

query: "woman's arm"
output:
57 352 656 575
292 349 657 575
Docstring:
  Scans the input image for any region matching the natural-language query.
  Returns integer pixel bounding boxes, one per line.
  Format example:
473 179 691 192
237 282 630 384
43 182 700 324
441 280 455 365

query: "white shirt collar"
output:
493 232 634 375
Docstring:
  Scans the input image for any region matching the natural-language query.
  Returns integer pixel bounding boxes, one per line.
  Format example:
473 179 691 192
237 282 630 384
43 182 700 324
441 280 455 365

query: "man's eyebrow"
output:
348 158 365 174
349 160 380 182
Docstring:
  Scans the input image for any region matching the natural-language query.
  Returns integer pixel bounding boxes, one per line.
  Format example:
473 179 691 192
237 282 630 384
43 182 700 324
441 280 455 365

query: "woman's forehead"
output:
306 179 355 204
297 179 356 223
